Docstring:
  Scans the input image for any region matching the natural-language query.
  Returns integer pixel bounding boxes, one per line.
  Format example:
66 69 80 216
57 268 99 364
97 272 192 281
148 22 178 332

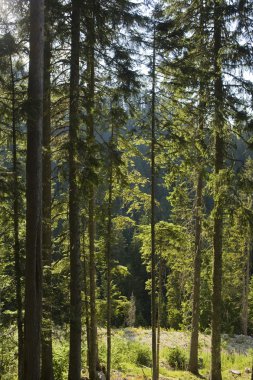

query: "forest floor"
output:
95 328 253 380
2 326 253 379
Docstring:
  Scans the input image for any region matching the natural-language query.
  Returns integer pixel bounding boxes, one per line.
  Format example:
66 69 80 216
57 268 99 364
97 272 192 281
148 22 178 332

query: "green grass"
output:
1 326 252 379
99 329 253 379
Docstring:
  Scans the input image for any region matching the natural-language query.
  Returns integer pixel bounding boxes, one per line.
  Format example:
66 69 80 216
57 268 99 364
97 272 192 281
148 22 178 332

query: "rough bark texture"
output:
68 0 82 378
87 3 98 375
106 127 114 380
188 1 205 373
41 2 54 378
241 233 250 335
88 192 97 380
82 224 91 370
188 171 203 375
156 261 162 379
24 0 44 378
10 56 24 380
210 1 224 378
151 23 157 380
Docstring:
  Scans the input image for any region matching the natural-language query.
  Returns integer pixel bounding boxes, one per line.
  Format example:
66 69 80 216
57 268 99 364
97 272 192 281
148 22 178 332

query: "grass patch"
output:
1 327 253 379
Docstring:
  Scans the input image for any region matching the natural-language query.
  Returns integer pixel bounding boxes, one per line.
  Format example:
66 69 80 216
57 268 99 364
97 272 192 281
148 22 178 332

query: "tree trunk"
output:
88 192 97 380
241 228 250 335
41 1 54 378
82 222 91 372
87 2 98 378
68 0 82 378
210 1 224 378
10 55 24 380
188 171 203 375
24 0 44 378
106 126 114 380
156 259 162 380
151 20 157 380
188 1 205 373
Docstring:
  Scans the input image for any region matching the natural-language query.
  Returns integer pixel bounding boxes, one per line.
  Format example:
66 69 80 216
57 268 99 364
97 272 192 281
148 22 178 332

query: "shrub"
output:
166 347 187 370
135 345 152 367
53 341 68 380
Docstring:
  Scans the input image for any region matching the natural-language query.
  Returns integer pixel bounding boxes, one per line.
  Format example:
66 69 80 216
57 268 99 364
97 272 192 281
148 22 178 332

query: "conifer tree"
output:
106 123 114 380
189 0 207 373
41 0 54 378
9 37 24 380
24 0 44 378
210 0 224 377
68 0 82 378
151 18 157 380
86 1 98 378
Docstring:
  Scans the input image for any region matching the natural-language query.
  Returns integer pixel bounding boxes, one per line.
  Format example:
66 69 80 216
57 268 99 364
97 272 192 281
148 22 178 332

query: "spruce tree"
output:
24 0 44 378
68 0 82 378
41 0 54 378
210 0 224 377
9 38 24 380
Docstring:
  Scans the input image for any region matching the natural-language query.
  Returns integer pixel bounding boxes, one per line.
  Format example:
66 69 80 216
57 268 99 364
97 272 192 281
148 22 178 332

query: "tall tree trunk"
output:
156 258 162 380
210 1 224 378
24 0 44 378
188 68 205 375
151 20 157 380
10 55 24 380
106 125 114 380
188 170 203 375
82 222 91 372
68 0 82 378
241 227 251 335
87 2 98 378
88 191 97 380
188 2 205 374
41 1 54 378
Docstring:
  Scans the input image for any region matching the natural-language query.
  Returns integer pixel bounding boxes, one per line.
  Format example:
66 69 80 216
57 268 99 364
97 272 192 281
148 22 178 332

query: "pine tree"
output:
210 0 224 378
41 0 54 377
24 0 44 378
151 17 157 380
106 124 114 380
85 1 98 378
68 0 82 378
189 0 207 372
8 37 24 380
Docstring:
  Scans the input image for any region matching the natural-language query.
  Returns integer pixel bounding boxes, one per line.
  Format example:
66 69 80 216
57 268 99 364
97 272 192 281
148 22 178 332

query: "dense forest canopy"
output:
0 0 253 379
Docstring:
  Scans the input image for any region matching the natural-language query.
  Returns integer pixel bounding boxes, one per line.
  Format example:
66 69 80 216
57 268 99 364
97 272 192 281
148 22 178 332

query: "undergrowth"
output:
0 326 252 379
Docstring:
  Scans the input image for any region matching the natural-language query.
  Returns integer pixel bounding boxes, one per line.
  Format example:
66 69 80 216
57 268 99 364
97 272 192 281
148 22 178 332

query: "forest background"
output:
0 0 253 379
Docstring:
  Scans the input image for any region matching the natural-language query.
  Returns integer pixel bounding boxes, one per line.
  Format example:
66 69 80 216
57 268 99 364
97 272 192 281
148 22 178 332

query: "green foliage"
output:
0 0 253 377
135 345 152 367
126 293 136 327
166 347 187 370
53 339 69 380
98 332 152 372
0 325 17 379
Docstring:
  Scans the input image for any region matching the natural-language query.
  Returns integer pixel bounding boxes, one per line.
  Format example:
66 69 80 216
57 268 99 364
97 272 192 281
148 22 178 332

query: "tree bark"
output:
151 20 157 380
68 0 82 378
241 227 250 336
86 2 98 378
188 0 205 373
210 1 224 378
10 55 24 380
156 259 162 380
82 222 91 372
24 0 44 378
188 170 203 375
106 125 114 380
41 1 54 377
